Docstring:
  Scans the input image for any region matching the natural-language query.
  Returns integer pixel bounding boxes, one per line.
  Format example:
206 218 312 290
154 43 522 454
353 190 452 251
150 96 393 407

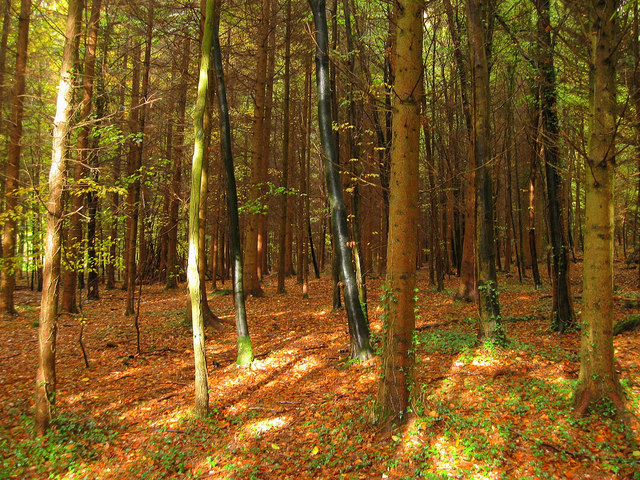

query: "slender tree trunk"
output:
277 0 292 294
125 5 152 314
213 0 253 366
35 0 82 436
377 0 422 421
1 0 31 316
467 0 504 342
574 0 626 416
243 0 270 297
167 35 190 289
123 42 141 314
0 0 12 129
536 0 574 332
80 0 102 301
308 0 372 361
188 0 215 418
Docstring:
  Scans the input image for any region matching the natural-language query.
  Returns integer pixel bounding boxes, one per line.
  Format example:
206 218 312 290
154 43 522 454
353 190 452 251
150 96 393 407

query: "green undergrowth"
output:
0 408 116 479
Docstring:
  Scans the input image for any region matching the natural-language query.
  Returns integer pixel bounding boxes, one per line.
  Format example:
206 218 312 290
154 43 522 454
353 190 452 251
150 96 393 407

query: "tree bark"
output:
1 0 31 316
467 0 504 342
80 0 102 301
35 0 82 436
167 35 190 289
188 0 216 418
213 0 254 366
574 0 626 416
535 0 574 332
308 0 372 361
277 0 292 294
377 0 422 422
243 0 270 297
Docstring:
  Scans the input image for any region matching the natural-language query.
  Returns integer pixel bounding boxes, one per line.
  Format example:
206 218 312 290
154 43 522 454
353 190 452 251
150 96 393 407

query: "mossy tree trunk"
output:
212 0 253 367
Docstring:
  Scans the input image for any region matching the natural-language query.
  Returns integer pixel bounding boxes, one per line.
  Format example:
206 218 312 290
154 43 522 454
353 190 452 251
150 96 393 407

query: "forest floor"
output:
1 259 640 479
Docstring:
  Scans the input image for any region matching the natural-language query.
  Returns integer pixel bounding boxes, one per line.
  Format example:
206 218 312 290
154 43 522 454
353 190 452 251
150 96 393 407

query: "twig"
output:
134 279 142 356
77 288 90 368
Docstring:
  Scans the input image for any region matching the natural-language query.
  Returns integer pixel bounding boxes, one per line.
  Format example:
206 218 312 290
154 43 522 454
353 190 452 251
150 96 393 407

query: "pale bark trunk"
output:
35 0 82 436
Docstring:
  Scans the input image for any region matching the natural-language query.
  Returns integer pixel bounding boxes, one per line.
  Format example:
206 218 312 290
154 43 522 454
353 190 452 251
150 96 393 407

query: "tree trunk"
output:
188 0 215 418
574 0 626 416
35 0 82 436
1 0 31 316
377 0 422 422
243 0 270 297
80 0 102 301
467 0 504 343
536 0 574 332
308 0 372 361
212 0 254 366
123 42 141 314
167 35 190 289
277 0 292 294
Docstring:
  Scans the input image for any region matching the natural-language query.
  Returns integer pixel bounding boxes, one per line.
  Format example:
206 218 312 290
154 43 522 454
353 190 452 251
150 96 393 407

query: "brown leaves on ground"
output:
1 259 639 479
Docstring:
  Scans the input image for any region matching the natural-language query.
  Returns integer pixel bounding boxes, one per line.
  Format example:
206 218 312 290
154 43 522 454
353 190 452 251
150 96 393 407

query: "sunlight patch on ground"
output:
242 415 291 437
291 356 320 376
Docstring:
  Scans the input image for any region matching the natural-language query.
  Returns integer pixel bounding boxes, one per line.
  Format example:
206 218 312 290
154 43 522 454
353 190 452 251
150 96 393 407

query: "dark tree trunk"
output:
535 0 574 332
1 0 31 316
212 2 254 366
308 0 372 361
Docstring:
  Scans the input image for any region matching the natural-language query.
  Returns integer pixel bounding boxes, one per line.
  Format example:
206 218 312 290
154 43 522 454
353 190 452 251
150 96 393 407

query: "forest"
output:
1 0 640 478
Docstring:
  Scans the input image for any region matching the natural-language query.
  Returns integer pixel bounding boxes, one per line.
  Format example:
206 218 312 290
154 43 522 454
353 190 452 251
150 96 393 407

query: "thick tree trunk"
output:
308 0 372 361
377 0 422 421
574 0 626 416
35 0 82 436
1 0 31 316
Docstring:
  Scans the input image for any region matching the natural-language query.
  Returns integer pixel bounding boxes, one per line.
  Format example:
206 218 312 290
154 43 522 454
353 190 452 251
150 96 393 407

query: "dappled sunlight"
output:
242 415 292 437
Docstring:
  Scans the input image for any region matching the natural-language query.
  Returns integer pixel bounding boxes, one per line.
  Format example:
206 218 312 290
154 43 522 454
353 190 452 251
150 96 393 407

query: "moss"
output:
236 335 254 367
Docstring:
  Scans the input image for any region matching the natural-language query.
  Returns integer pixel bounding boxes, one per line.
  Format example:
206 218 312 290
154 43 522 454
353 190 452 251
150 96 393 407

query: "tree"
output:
212 0 254 367
573 0 625 416
79 0 102 301
308 0 373 361
535 0 575 332
376 0 422 422
243 0 270 297
467 0 504 342
188 0 215 418
1 0 31 316
35 0 82 436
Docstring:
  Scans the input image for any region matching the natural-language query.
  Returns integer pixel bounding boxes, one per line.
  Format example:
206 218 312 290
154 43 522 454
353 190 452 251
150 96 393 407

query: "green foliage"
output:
0 409 116 479
417 330 477 354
